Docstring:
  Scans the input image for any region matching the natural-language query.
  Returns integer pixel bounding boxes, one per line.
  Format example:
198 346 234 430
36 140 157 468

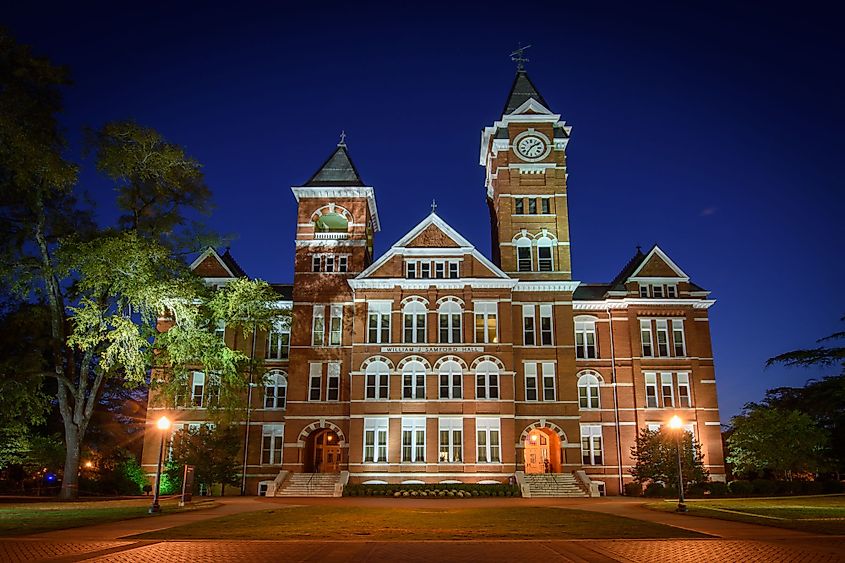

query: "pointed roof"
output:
189 246 247 278
303 143 365 187
502 70 550 115
609 247 648 291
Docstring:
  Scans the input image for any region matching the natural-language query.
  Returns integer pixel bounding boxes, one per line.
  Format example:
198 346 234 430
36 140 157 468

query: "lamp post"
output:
149 415 171 514
668 415 687 513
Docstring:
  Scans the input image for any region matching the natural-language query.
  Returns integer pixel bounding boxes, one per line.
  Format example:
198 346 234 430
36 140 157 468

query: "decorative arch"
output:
400 295 429 307
397 355 431 371
576 369 604 384
298 420 346 446
435 295 465 307
470 355 505 371
574 314 599 323
434 355 468 371
360 355 394 372
518 420 568 445
512 230 534 244
311 203 352 223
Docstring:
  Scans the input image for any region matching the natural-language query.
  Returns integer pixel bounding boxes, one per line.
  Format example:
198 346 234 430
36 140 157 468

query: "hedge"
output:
343 483 521 498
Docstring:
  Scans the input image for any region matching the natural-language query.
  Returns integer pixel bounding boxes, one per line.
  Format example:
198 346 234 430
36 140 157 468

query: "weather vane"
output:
431 199 437 214
338 130 347 146
510 43 532 71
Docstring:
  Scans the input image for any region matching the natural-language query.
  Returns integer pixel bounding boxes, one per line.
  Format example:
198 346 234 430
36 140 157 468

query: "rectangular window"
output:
214 320 226 341
329 304 343 346
420 262 431 278
666 285 677 298
652 284 664 298
448 261 459 279
261 424 284 465
367 301 391 344
672 319 686 357
640 319 653 357
264 374 286 409
656 319 670 357
474 301 498 344
438 367 462 399
660 372 674 407
434 261 445 279
191 371 205 407
525 362 538 401
528 198 537 214
539 304 553 346
338 255 348 273
645 372 659 408
537 245 553 271
308 363 322 402
401 417 426 463
677 372 692 407
266 321 290 360
542 362 556 401
522 305 536 346
407 261 417 279
366 368 389 400
514 198 524 214
575 320 597 359
476 418 501 464
438 418 463 463
517 245 532 272
580 425 603 465
312 305 325 346
325 255 335 273
326 362 340 402
312 255 321 272
403 367 425 399
639 285 649 298
363 418 388 463
541 198 550 214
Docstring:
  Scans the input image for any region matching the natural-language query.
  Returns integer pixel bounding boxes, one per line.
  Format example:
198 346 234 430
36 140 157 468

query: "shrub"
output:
821 480 844 494
686 483 707 498
728 480 753 496
751 479 778 496
707 482 728 497
643 482 666 497
624 482 643 497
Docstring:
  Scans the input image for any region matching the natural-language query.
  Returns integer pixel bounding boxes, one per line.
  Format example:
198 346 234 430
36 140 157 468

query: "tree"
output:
168 424 241 496
727 406 827 480
630 428 708 489
0 31 287 498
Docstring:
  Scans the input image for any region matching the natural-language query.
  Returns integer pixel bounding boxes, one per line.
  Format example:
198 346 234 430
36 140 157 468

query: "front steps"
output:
274 472 342 497
523 473 590 497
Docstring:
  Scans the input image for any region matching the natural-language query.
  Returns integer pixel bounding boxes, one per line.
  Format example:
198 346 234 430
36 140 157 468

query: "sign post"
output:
180 465 195 507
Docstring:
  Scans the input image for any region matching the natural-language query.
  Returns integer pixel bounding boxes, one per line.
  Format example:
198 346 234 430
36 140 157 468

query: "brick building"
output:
142 67 726 496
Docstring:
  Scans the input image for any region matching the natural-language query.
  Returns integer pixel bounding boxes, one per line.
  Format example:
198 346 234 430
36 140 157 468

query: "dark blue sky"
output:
6 2 843 421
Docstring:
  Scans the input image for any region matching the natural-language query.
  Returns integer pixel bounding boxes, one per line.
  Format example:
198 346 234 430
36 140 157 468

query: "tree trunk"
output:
60 424 81 500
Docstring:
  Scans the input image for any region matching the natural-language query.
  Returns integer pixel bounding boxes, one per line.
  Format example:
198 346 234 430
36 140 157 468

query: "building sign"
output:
380 346 484 354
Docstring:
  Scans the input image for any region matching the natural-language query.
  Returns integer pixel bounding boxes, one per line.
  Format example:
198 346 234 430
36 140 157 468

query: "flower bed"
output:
343 483 521 498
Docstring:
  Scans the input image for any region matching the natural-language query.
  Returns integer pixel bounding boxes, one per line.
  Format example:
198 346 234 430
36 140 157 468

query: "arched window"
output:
578 372 601 409
475 361 499 400
402 361 426 400
516 237 532 272
264 370 287 409
537 236 553 272
438 360 463 399
365 361 389 400
314 212 348 233
403 300 427 343
574 317 597 359
438 300 462 344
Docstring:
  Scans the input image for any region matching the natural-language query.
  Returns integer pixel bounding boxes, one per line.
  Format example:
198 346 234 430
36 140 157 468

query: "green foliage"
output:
342 483 520 498
728 480 754 496
168 425 241 494
630 428 708 488
624 482 643 497
727 406 826 479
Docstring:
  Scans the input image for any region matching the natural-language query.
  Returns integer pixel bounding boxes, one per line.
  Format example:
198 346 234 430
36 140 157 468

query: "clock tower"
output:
480 67 573 281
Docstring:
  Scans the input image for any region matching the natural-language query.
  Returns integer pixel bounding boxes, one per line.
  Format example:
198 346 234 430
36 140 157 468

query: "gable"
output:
406 224 460 248
628 246 689 281
190 247 235 278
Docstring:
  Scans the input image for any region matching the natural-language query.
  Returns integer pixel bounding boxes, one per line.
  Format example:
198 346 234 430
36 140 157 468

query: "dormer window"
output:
407 262 417 279
639 283 679 298
420 262 431 278
666 285 677 298
652 285 664 298
435 262 445 279
405 260 460 279
449 262 459 279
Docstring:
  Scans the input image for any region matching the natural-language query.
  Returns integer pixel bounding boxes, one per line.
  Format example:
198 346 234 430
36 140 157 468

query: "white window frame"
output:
522 305 536 346
640 319 654 357
261 424 284 465
338 255 348 273
672 319 686 357
401 417 426 463
645 372 659 408
474 301 498 344
578 372 600 409
448 261 459 279
539 304 553 346
312 255 321 272
438 300 462 344
329 304 343 346
312 305 325 346
475 361 499 400
266 321 290 360
536 236 553 272
191 371 205 407
677 372 692 408
516 238 532 272
580 425 603 465
326 362 340 402
308 363 322 402
660 372 674 407
438 417 463 463
402 361 426 400
438 361 463 399
575 319 597 359
524 362 538 401
403 300 427 343
541 361 556 401
363 417 389 463
655 319 670 357
476 418 501 464
365 361 389 400
367 300 392 344
264 371 287 409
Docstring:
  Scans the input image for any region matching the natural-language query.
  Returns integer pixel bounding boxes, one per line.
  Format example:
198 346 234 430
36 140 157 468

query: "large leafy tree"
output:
168 424 242 496
0 30 285 499
630 428 708 489
726 406 826 479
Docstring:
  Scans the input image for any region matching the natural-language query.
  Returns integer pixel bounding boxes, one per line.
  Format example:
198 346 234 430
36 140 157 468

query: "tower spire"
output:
510 43 532 72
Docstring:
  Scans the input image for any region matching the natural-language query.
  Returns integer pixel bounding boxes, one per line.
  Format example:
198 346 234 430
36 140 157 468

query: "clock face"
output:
516 135 546 159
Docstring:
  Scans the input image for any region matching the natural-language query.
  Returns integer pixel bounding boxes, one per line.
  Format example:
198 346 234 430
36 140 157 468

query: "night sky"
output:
5 2 843 422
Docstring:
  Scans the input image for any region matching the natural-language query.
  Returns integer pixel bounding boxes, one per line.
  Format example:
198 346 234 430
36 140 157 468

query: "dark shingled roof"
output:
270 284 293 300
573 283 611 301
502 70 550 115
220 249 247 278
608 247 648 292
303 144 365 187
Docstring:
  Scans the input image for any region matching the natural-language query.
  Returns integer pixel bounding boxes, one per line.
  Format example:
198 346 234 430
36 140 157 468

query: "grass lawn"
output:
0 498 218 537
134 505 706 541
646 495 845 535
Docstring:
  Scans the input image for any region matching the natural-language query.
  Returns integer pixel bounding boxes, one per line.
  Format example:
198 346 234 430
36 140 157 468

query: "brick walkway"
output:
1 497 843 562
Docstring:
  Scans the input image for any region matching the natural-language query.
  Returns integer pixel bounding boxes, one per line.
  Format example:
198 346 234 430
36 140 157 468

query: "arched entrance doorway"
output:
523 428 562 474
307 429 341 473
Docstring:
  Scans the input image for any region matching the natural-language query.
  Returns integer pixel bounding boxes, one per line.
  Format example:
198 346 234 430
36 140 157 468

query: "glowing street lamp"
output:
668 415 687 513
149 416 172 514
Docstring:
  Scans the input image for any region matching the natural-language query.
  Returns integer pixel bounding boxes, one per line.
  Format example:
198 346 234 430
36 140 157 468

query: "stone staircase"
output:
274 472 342 497
523 473 590 497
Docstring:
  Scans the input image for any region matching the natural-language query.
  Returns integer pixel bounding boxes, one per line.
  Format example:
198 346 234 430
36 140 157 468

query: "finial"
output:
338 130 347 147
636 245 642 254
510 43 532 71
431 199 437 214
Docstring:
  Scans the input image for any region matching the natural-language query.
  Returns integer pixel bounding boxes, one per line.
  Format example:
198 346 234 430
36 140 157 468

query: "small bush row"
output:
343 483 521 498
624 479 843 498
